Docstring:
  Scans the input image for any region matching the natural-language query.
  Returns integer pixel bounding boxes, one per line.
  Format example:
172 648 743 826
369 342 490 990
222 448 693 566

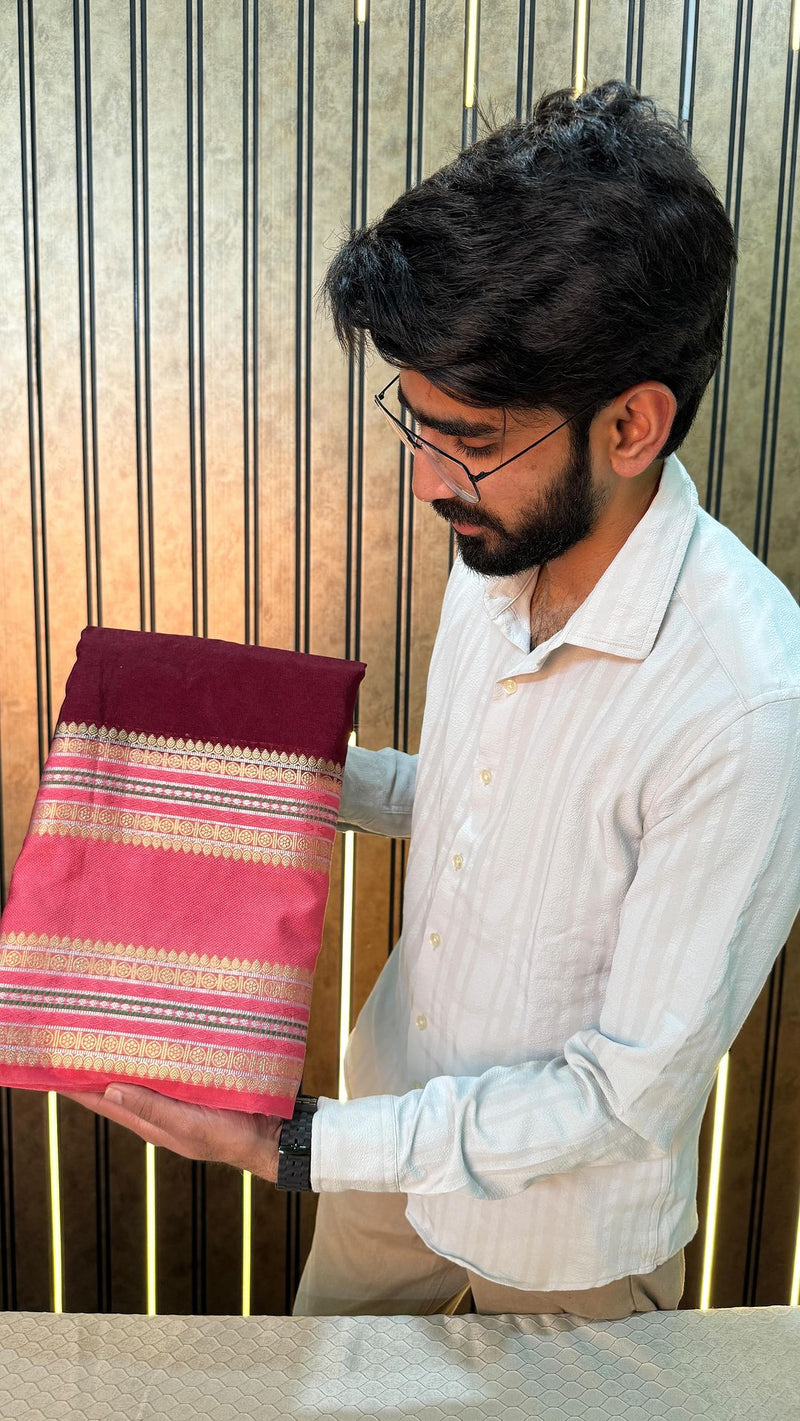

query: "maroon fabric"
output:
0 627 366 1115
63 626 363 764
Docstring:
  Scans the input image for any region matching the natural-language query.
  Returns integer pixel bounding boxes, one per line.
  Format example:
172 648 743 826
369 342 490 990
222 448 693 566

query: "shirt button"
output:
429 932 441 948
503 678 517 694
480 769 492 785
452 853 463 870
416 1014 427 1031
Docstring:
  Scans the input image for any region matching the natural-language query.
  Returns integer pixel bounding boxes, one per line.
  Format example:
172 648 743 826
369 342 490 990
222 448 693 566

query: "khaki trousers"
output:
292 1186 685 1319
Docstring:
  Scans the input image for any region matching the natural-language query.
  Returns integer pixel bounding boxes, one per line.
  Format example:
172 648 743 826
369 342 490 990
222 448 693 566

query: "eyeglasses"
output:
374 374 596 505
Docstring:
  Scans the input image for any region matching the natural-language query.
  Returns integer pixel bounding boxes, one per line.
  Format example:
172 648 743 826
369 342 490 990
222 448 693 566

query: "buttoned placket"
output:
410 662 531 1090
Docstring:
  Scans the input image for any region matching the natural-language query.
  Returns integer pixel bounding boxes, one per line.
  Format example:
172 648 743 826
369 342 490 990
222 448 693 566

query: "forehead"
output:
395 371 540 438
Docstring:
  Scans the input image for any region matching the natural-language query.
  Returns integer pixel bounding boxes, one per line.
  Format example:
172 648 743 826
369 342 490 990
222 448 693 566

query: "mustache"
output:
434 503 491 529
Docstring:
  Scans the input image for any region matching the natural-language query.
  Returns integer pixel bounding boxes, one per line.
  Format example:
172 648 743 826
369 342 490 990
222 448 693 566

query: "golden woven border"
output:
0 1023 303 1094
30 801 333 871
54 722 344 788
0 932 313 1002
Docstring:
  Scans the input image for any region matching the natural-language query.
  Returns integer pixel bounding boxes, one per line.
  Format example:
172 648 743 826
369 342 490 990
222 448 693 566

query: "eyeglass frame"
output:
374 373 597 504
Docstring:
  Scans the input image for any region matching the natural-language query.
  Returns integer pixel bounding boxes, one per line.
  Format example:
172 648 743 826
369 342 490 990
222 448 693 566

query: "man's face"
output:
398 371 612 579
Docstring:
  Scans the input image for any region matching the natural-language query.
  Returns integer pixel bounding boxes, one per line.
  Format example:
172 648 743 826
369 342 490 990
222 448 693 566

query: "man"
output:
69 79 800 1321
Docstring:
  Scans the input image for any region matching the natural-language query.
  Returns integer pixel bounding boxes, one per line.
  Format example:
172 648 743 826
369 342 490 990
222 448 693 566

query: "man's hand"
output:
61 1085 285 1183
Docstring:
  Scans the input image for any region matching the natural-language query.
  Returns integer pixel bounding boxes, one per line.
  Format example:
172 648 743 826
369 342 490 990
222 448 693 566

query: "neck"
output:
541 460 664 609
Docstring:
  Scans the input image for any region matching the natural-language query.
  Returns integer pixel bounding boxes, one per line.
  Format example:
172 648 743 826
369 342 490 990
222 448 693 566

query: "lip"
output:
451 520 483 534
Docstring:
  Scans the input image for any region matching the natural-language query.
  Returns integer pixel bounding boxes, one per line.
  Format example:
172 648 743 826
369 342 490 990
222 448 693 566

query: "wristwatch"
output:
276 1093 318 1192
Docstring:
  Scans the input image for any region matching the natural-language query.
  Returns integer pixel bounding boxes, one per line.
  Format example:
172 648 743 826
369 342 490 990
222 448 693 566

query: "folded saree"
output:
0 627 365 1117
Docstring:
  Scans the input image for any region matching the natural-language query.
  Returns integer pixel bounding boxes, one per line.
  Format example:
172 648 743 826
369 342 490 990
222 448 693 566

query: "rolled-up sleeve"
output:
312 695 800 1196
337 744 417 839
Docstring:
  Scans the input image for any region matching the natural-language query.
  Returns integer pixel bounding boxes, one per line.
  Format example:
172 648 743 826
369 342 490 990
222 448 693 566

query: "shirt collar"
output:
480 452 699 663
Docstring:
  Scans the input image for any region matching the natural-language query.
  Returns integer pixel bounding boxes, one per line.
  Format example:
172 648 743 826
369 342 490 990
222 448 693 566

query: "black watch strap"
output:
276 1094 318 1192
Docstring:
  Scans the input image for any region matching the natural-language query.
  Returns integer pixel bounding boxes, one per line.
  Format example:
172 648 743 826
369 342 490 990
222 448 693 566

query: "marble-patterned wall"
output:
0 0 798 1316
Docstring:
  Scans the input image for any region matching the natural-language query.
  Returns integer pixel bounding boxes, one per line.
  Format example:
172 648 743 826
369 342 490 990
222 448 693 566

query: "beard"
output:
432 425 611 579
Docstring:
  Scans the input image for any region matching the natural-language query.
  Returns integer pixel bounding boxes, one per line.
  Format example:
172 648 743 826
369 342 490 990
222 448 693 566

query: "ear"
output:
603 383 677 479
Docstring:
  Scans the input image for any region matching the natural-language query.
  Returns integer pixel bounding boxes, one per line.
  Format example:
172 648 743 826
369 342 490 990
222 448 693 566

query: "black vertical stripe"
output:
198 0 208 641
461 1 468 156
355 10 369 674
515 0 526 122
294 0 314 659
344 18 360 668
0 1090 15 1311
194 0 208 1308
130 0 146 632
303 3 314 661
392 0 425 957
705 0 752 523
140 0 154 632
73 0 94 628
252 0 260 650
288 0 315 1311
242 0 260 652
469 0 480 146
80 8 109 1299
186 0 208 645
678 0 699 143
93 1113 110 1312
525 0 535 119
21 0 52 767
191 1159 206 1313
390 0 423 953
84 0 102 629
754 47 799 564
243 0 251 646
21 0 55 1314
72 0 102 631
345 7 368 671
634 0 645 90
187 0 199 638
625 0 635 86
294 1 304 656
743 948 786 1305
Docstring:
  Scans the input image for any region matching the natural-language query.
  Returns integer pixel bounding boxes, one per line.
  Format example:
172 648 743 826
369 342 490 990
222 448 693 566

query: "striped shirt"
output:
310 451 800 1290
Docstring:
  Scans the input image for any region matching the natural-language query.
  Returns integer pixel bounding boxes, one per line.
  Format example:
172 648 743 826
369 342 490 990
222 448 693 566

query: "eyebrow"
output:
396 380 503 438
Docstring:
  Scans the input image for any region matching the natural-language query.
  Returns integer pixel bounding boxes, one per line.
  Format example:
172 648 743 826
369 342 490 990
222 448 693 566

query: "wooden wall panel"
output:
0 0 798 1318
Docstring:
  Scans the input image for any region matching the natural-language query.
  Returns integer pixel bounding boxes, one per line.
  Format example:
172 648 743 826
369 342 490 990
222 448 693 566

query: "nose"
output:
411 449 465 505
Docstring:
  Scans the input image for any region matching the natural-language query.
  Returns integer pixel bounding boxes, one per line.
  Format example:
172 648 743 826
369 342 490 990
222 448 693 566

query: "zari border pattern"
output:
0 1022 303 1094
0 932 314 1001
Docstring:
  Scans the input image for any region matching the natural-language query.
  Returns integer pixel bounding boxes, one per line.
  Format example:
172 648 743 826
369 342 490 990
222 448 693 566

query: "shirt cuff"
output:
310 1092 401 1193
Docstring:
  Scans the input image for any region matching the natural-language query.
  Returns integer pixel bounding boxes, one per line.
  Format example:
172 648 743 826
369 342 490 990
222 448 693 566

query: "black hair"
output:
320 79 737 458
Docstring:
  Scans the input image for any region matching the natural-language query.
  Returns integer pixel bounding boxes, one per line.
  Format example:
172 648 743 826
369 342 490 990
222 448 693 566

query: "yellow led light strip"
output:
699 1051 729 1310
339 729 357 1102
47 1092 63 1314
464 0 479 110
146 1142 157 1315
792 0 800 51
573 0 590 95
242 1169 252 1316
790 1189 800 1306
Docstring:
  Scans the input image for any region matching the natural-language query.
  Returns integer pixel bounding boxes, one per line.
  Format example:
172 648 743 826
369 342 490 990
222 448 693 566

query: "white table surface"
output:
0 1305 797 1420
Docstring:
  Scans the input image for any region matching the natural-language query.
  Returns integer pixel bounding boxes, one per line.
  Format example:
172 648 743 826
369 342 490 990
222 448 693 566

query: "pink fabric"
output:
0 628 365 1117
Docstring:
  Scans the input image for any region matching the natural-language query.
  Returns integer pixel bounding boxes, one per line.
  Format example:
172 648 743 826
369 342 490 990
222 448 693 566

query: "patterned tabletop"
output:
0 1306 797 1419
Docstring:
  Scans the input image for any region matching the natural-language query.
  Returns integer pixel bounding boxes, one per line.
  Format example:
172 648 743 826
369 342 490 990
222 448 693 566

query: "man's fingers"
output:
59 1088 191 1152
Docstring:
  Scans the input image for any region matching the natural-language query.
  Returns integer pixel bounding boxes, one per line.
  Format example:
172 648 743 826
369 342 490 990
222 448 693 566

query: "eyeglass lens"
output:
383 387 479 504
